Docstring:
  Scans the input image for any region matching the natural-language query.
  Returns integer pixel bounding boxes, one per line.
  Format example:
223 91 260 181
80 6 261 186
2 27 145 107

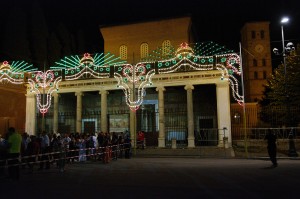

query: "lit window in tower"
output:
120 45 128 60
140 43 149 59
162 40 171 57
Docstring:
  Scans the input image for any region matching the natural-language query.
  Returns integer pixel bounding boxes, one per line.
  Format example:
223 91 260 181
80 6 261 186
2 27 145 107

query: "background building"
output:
241 21 272 102
0 84 26 135
100 16 195 64
0 17 271 147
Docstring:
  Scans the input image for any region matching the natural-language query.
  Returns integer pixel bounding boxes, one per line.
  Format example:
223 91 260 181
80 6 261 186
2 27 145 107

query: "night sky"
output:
0 0 299 54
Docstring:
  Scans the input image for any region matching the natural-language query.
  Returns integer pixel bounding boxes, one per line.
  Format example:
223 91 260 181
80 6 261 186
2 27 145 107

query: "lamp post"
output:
281 17 290 129
273 17 298 157
273 17 294 127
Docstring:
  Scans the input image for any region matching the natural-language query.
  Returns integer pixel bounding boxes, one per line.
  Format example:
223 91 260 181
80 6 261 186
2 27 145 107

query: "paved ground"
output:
1 157 299 199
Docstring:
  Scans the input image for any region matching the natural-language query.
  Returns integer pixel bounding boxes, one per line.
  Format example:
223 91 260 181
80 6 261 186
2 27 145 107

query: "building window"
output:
260 30 265 39
254 71 258 79
262 59 266 66
251 31 256 39
263 71 267 79
140 43 149 59
162 40 171 57
253 59 257 67
119 45 127 60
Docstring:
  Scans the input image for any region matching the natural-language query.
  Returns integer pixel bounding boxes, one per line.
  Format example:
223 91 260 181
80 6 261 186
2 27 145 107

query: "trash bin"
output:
171 138 177 149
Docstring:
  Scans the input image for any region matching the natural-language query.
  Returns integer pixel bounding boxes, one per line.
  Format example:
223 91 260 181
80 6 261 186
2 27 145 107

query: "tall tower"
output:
241 22 273 102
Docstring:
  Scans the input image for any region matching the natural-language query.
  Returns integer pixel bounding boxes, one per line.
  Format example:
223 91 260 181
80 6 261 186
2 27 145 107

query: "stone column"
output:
129 105 136 148
75 92 83 133
100 90 108 133
53 93 59 134
216 82 232 147
185 84 195 148
156 86 166 148
25 93 36 135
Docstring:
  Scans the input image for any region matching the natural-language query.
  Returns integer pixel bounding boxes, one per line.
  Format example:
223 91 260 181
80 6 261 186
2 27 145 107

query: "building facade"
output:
1 16 259 148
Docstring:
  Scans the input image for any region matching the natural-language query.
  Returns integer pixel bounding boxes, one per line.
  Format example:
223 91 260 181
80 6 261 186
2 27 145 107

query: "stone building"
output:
241 21 272 102
1 17 272 148
230 21 273 138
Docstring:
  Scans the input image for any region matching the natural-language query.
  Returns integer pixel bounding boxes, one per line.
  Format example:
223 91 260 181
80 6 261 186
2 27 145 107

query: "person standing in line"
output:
0 133 9 176
21 132 30 169
26 135 40 173
58 135 67 173
137 131 145 149
124 135 131 159
118 132 124 159
62 133 71 163
7 127 22 180
76 135 86 163
264 129 278 167
39 131 50 170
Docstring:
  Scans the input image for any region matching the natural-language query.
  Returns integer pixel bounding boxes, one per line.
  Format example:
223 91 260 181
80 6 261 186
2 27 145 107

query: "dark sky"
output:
1 0 300 52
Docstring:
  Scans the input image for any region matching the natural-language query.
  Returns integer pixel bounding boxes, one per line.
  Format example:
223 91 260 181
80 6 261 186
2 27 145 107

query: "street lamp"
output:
272 17 295 127
273 17 298 157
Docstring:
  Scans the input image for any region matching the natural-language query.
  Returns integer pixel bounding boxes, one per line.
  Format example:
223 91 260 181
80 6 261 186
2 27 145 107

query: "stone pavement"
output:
1 157 300 199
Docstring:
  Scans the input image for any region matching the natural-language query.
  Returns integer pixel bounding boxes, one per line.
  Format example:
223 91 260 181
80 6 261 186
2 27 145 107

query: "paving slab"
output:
1 157 299 199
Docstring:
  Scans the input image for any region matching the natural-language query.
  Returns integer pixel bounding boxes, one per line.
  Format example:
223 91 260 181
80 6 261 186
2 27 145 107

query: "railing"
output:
164 128 227 148
233 127 300 158
235 127 300 140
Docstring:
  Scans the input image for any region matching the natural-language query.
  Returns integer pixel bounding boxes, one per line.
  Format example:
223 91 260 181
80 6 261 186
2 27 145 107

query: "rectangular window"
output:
254 71 258 79
251 31 256 39
253 59 257 67
263 71 267 79
260 30 265 39
262 59 266 66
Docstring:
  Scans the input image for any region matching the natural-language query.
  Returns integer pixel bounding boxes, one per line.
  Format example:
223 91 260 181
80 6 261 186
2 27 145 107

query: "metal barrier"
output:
164 128 227 148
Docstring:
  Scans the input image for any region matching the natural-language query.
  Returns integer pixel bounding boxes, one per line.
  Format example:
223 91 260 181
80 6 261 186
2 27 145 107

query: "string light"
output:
0 44 244 113
114 63 155 111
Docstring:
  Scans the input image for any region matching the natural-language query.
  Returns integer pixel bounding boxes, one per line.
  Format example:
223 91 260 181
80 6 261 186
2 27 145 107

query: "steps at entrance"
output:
132 147 235 158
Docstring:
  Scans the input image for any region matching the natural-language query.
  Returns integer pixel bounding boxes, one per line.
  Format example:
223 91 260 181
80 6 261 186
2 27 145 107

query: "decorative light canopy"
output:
0 43 244 113
141 41 234 62
28 70 62 114
114 63 155 111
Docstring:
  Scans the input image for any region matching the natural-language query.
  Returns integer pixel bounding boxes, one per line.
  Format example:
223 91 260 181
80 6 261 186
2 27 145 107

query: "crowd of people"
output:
0 129 132 181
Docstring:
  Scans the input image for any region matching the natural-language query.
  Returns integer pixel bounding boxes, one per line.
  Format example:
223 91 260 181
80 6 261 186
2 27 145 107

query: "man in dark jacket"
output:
264 129 278 167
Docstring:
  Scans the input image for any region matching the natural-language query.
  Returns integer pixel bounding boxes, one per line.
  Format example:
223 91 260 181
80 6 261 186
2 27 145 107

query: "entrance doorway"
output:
198 117 218 146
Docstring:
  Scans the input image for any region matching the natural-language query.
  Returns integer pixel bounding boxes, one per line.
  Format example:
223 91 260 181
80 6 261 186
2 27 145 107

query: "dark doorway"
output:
84 121 95 134
198 118 218 146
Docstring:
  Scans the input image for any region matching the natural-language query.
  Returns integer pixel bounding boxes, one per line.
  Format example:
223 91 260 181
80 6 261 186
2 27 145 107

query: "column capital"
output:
52 92 59 97
216 82 229 88
99 90 109 95
156 86 166 92
75 91 84 97
184 84 194 90
25 92 35 97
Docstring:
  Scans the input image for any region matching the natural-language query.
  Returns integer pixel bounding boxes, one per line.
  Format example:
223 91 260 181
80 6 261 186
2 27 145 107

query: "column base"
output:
187 138 195 148
158 138 165 148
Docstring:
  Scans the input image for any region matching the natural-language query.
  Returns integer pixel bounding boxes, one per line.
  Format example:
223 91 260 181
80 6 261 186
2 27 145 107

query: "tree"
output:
259 44 300 127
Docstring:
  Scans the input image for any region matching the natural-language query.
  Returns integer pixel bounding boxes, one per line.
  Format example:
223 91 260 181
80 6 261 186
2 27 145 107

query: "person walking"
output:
7 127 22 180
264 129 278 167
